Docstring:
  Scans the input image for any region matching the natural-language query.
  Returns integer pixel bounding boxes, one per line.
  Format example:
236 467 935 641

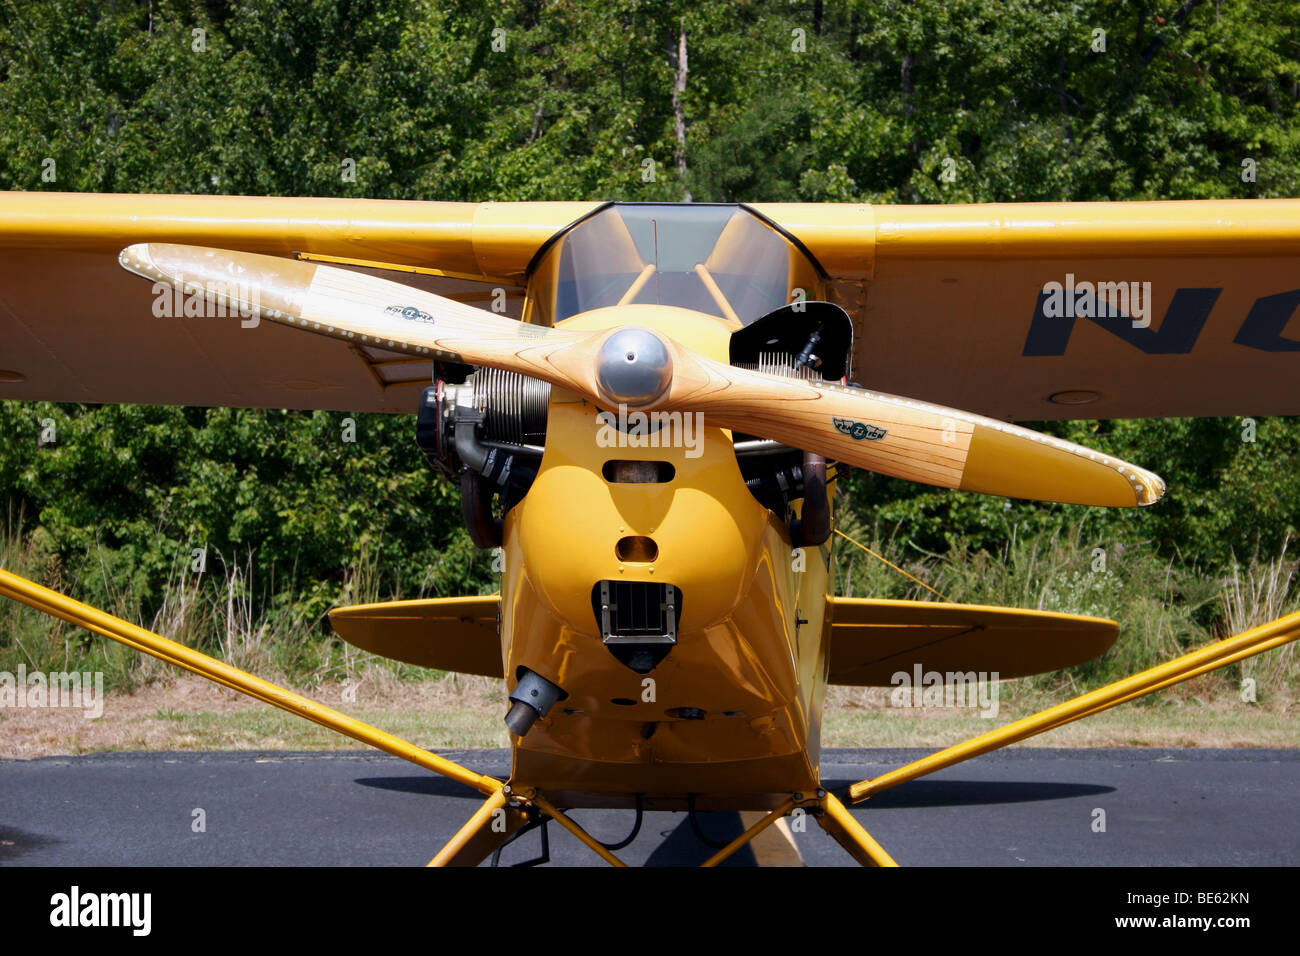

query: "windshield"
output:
528 203 822 327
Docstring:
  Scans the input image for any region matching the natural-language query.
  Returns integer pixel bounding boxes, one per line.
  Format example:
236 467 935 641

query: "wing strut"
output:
427 790 524 867
845 609 1300 806
0 569 501 797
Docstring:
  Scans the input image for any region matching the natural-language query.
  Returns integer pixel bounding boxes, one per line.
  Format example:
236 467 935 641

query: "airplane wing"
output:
754 200 1300 420
826 597 1119 686
0 192 597 412
3 192 1297 420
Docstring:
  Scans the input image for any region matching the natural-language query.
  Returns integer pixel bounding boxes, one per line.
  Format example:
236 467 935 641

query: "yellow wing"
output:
4 192 1298 420
756 200 1300 420
827 597 1119 686
0 192 597 412
328 596 502 677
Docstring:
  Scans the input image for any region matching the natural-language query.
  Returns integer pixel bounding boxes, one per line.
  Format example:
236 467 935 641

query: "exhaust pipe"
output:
791 451 831 546
505 668 567 737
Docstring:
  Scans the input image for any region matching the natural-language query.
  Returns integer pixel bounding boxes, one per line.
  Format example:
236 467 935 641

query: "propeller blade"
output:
662 355 1165 507
120 243 1164 507
118 241 598 385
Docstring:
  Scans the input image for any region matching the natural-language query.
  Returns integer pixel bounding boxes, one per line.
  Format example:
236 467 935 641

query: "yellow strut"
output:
528 793 628 867
817 793 898 867
0 570 501 797
700 796 798 867
427 790 510 866
1069 636 1290 722
849 609 1300 803
834 528 948 601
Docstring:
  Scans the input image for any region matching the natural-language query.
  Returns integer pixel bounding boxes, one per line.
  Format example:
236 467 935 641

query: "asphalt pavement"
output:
2 748 1296 866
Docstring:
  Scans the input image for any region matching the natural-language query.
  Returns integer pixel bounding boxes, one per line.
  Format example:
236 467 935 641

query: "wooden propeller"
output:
119 243 1165 507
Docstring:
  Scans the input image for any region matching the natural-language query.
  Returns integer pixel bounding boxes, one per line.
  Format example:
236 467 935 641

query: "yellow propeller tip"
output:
1135 472 1167 507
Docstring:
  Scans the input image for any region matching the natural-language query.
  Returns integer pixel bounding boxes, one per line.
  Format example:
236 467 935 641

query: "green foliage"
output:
843 416 1300 566
6 0 1293 201
0 401 495 669
1 0 1299 688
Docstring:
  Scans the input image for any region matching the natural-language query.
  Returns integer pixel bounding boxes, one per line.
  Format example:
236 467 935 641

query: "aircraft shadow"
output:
0 824 63 862
353 774 1113 811
643 814 757 867
819 779 1114 808
353 775 492 799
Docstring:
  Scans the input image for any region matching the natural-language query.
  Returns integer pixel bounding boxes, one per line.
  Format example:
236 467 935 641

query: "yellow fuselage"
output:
500 306 832 809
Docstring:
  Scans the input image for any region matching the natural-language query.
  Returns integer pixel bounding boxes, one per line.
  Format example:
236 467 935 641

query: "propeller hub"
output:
596 327 673 407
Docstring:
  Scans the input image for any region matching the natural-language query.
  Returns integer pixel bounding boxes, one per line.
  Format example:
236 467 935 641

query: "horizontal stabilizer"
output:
328 595 502 677
828 597 1118 686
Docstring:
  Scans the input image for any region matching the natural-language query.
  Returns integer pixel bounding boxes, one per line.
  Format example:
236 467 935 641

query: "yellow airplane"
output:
2 192 1299 866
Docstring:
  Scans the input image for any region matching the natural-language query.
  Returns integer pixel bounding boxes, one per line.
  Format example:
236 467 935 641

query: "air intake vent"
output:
591 581 680 673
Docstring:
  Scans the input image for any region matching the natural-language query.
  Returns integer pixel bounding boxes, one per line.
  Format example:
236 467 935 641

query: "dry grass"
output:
0 673 508 758
820 680 1300 749
3 669 1296 759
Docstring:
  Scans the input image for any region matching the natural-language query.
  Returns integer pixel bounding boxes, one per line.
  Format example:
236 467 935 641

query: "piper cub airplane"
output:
2 193 1299 866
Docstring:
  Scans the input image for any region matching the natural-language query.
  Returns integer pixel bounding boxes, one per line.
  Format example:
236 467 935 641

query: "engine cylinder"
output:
472 368 550 446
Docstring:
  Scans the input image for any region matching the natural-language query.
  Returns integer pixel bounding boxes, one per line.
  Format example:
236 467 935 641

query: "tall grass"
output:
833 511 1300 700
1221 539 1299 689
0 517 409 690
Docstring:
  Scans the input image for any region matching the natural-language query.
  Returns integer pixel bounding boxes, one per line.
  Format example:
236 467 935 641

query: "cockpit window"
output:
529 203 821 327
